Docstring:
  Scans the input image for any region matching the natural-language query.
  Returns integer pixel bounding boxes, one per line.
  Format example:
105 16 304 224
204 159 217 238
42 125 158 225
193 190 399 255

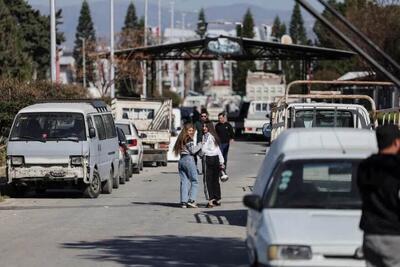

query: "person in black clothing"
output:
357 124 400 267
215 112 234 168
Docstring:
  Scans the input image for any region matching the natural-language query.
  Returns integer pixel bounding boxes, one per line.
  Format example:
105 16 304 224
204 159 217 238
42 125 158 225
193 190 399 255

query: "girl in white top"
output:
201 121 224 208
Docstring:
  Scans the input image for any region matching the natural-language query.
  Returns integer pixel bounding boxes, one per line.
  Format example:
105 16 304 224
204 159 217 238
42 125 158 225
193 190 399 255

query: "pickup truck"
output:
244 100 271 136
111 98 172 167
270 80 392 142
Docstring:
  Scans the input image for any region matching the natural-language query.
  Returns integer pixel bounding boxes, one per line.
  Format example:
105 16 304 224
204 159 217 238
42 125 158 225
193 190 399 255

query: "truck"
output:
244 71 285 136
111 98 172 167
270 80 393 142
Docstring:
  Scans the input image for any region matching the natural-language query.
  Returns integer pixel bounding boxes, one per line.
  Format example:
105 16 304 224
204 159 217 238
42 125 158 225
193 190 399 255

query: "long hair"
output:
173 123 194 156
203 121 220 146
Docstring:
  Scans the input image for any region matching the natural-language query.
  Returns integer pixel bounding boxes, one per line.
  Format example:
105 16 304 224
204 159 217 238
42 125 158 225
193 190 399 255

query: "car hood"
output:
7 141 86 164
264 209 363 256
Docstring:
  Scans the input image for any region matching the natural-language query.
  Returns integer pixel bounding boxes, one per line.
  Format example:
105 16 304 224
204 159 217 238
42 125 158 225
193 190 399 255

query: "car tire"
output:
35 186 47 195
83 170 101 198
113 173 119 189
161 161 167 167
10 183 29 197
101 169 113 194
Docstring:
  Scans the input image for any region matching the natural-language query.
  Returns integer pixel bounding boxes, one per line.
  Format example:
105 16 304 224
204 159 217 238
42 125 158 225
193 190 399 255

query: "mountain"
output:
31 1 314 51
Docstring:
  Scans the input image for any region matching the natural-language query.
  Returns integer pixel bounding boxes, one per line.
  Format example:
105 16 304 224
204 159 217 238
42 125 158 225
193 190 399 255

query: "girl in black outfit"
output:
201 121 225 208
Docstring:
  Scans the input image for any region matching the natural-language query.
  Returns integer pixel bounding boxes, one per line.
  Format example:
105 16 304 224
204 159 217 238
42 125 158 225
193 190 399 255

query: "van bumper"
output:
8 166 85 183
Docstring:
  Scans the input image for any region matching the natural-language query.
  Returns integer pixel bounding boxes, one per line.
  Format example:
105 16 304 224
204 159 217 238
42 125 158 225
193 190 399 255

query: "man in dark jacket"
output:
357 124 400 267
215 112 234 168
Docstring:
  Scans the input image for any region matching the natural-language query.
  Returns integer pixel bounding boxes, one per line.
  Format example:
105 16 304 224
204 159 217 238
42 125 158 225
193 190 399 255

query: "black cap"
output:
376 124 400 150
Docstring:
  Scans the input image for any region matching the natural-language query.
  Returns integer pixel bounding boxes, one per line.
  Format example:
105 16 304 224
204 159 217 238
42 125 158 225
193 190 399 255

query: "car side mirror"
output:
140 133 147 139
89 127 96 138
243 194 263 212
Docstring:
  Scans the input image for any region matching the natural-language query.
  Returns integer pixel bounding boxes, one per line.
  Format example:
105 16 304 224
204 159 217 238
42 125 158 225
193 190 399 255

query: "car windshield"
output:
266 159 361 209
294 109 354 128
10 113 86 142
116 124 131 136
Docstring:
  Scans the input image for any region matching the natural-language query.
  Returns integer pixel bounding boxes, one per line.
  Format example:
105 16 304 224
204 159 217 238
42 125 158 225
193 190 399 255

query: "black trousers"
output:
203 155 221 201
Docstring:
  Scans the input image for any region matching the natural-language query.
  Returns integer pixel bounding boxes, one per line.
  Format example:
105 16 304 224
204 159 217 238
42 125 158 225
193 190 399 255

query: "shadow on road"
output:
194 209 247 227
131 201 181 208
62 235 248 267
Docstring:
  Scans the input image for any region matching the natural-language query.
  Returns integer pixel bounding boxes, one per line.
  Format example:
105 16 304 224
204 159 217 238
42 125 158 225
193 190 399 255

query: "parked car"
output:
116 127 132 187
115 120 144 173
6 100 119 198
244 128 377 267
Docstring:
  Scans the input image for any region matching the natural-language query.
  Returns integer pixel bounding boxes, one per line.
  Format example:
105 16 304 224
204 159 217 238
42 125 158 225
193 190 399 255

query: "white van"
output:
6 100 119 198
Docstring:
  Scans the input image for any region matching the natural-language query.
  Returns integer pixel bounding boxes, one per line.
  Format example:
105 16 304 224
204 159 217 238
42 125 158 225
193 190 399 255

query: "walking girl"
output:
202 121 225 208
173 123 202 208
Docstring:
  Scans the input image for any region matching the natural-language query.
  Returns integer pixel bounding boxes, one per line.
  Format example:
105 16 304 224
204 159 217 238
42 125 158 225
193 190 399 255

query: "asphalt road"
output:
0 140 267 267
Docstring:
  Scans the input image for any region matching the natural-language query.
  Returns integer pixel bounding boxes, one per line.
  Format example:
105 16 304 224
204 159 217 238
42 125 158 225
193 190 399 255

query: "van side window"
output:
94 115 106 140
103 114 117 139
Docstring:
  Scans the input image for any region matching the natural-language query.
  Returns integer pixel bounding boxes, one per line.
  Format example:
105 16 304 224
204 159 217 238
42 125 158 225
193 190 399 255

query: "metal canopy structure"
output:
104 35 356 61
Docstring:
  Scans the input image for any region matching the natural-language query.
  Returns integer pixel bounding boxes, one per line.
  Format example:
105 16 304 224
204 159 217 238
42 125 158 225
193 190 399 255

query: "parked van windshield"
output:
10 113 86 142
266 159 361 209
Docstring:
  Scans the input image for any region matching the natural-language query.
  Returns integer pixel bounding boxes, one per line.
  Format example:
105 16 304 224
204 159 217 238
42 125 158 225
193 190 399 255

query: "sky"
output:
27 0 296 11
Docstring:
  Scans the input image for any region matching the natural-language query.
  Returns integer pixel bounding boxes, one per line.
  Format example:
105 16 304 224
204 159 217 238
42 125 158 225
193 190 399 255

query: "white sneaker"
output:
187 200 198 208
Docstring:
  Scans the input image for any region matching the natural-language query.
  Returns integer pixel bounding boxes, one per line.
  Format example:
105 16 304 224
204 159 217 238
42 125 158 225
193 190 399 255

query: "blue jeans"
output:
220 143 230 167
178 155 199 203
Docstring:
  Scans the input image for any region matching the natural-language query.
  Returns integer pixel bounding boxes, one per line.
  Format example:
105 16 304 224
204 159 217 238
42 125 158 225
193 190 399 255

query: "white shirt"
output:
202 133 224 164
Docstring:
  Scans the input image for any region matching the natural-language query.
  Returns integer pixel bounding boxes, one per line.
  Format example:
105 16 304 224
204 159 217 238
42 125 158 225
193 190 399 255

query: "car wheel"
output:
161 161 167 167
125 168 130 181
83 170 101 198
248 249 258 267
35 186 47 195
101 169 113 194
113 172 119 189
10 183 29 197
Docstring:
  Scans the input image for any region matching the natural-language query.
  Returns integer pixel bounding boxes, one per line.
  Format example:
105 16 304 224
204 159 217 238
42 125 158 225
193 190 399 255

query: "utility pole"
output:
170 1 174 29
143 0 148 98
181 13 186 29
80 37 87 89
50 0 56 83
158 0 163 96
110 0 115 98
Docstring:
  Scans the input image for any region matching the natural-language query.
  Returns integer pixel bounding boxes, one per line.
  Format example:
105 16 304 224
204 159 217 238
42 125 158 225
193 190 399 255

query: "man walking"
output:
215 112 234 168
357 124 400 267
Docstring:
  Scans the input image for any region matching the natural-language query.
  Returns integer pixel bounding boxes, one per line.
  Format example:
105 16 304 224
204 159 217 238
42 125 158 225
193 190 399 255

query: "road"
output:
0 140 266 267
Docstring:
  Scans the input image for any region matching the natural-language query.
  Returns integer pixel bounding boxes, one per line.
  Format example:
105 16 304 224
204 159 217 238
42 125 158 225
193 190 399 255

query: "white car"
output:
244 128 377 267
115 120 144 174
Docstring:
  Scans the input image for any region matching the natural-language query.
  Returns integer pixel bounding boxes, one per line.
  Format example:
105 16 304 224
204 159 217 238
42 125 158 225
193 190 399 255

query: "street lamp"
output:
79 37 87 89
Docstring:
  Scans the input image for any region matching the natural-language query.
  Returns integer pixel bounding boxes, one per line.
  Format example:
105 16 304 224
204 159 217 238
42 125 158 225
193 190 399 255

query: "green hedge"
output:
0 79 87 133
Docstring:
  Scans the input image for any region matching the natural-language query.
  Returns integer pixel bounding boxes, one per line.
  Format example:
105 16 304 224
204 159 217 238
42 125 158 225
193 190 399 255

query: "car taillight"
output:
128 139 137 147
159 143 169 149
246 127 253 131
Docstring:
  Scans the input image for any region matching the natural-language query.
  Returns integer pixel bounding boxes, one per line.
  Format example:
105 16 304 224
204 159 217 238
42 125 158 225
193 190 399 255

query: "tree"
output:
272 16 287 40
0 0 32 79
115 2 145 97
73 0 97 85
122 2 138 31
4 0 65 80
233 8 256 94
195 8 207 38
289 2 307 45
194 8 208 92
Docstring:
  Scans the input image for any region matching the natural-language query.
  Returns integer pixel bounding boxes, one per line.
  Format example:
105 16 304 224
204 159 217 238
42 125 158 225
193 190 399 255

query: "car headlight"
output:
268 245 312 260
70 156 83 166
11 156 24 166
